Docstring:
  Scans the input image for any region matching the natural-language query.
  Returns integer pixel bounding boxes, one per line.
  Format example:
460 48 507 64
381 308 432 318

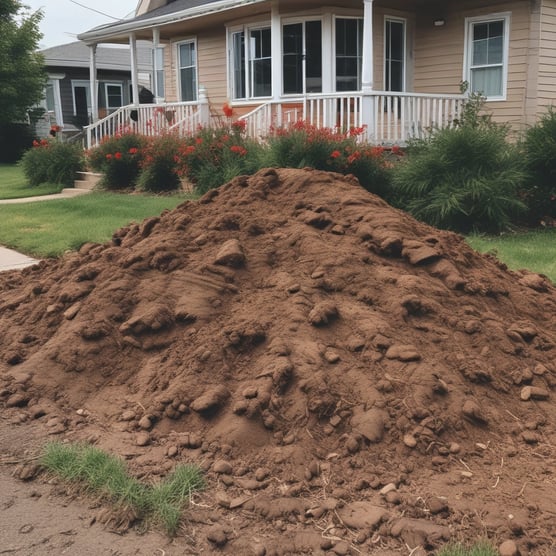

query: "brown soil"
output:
0 168 555 555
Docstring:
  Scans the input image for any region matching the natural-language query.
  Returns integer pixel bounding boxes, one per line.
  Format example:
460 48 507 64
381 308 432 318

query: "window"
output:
41 77 63 126
105 83 123 112
229 25 271 100
465 14 509 100
178 40 197 102
71 80 91 120
153 46 165 99
283 20 322 94
335 18 363 92
385 18 405 92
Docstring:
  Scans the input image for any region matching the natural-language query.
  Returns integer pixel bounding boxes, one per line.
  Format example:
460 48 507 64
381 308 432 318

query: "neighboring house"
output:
77 0 556 147
37 41 153 139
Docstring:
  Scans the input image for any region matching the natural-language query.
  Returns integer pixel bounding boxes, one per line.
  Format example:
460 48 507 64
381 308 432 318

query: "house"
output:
37 41 153 139
77 0 556 148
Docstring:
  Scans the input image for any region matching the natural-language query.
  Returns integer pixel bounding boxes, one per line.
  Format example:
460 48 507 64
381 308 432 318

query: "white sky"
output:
24 0 139 49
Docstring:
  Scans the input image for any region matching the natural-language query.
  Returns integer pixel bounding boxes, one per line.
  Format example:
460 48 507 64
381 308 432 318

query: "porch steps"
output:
74 171 103 191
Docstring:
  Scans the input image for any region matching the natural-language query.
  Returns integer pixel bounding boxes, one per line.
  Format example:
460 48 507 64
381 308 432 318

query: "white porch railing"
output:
84 90 466 149
240 91 466 145
84 100 206 149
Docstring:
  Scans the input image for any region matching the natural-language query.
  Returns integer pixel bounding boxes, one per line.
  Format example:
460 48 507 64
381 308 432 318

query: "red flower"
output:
222 103 234 118
196 137 203 145
230 145 247 156
129 147 138 155
106 153 113 160
32 140 40 147
40 139 49 146
347 151 361 164
391 145 403 155
114 152 122 160
232 119 247 131
330 150 341 159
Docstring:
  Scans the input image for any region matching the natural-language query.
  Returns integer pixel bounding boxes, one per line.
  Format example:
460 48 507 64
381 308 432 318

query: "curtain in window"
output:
470 20 504 97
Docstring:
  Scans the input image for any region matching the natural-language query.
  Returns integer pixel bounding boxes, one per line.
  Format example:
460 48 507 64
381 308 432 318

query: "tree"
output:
0 0 47 124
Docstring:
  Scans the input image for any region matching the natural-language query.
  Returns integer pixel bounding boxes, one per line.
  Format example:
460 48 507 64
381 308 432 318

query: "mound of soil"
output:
1 168 555 555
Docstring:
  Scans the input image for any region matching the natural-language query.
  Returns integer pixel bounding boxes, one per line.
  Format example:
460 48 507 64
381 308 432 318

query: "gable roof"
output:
40 41 153 72
78 0 268 43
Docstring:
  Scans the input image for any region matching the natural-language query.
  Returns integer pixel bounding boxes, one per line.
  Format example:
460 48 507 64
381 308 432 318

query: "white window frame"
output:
333 15 364 93
281 16 324 96
227 22 272 102
463 12 510 101
383 16 407 92
42 75 64 126
104 82 124 113
152 45 166 101
176 38 198 102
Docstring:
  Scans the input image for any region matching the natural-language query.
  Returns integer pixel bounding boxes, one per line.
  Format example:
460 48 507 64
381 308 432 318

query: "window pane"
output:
489 20 504 38
336 18 362 92
487 36 503 64
471 66 502 97
180 68 196 101
473 39 488 66
232 31 246 99
45 82 55 111
306 20 322 92
179 43 195 67
283 23 303 94
252 59 271 97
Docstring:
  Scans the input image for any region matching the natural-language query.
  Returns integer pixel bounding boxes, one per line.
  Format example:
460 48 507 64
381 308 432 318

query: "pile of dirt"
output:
1 168 555 555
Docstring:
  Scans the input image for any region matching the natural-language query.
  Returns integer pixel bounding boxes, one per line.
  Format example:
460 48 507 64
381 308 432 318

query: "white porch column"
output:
270 1 282 123
361 0 374 139
89 44 98 123
129 33 140 106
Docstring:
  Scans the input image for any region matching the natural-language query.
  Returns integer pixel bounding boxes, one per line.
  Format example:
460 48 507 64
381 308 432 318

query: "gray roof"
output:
40 41 152 72
78 0 267 42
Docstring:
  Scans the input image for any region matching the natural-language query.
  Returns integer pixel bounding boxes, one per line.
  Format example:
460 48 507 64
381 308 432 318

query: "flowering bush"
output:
137 133 182 192
263 121 396 198
87 132 147 190
20 139 85 187
176 120 263 193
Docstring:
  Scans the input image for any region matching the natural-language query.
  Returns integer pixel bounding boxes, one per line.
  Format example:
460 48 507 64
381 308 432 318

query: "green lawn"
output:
0 163 64 199
467 229 556 284
0 192 191 257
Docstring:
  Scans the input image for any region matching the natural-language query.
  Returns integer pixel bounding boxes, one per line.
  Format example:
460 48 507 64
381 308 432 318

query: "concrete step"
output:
75 171 103 190
62 188 93 197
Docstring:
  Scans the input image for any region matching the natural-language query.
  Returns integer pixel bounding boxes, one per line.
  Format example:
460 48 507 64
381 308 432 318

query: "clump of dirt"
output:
1 168 555 555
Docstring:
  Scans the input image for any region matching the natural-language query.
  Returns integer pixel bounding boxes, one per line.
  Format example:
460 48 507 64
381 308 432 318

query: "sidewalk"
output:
0 189 91 271
0 246 39 271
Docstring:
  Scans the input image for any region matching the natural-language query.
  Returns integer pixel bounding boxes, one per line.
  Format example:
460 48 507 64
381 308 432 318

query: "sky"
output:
24 0 139 49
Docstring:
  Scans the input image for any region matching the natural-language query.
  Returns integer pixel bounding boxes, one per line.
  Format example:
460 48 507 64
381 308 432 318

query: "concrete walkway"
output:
0 188 91 271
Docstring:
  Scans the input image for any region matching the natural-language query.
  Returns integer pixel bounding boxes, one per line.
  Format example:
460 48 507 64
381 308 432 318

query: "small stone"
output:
329 415 342 427
167 446 178 457
461 471 473 478
213 459 233 475
214 239 245 268
324 349 340 363
6 393 29 408
499 539 519 556
532 363 547 376
355 531 367 544
136 432 150 446
380 482 397 496
242 386 258 399
331 541 349 555
215 492 231 508
449 442 461 454
520 386 549 401
475 442 488 451
138 416 152 430
385 490 402 504
403 434 417 448
462 399 487 423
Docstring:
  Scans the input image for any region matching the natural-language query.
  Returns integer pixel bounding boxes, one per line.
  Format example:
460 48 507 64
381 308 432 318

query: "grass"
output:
0 192 191 257
0 163 64 199
467 228 556 284
41 442 205 535
437 540 498 556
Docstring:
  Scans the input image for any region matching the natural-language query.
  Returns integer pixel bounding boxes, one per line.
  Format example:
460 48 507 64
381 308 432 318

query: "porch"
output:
84 89 466 149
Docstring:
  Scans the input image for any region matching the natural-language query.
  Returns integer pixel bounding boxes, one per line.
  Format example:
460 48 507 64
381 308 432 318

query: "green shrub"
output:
392 95 526 233
0 123 34 163
137 133 182 192
20 139 85 187
263 122 396 198
521 107 556 225
87 133 146 190
177 120 263 193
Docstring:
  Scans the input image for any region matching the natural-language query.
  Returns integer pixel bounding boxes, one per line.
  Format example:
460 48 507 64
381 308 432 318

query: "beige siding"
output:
537 0 556 116
413 1 533 131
